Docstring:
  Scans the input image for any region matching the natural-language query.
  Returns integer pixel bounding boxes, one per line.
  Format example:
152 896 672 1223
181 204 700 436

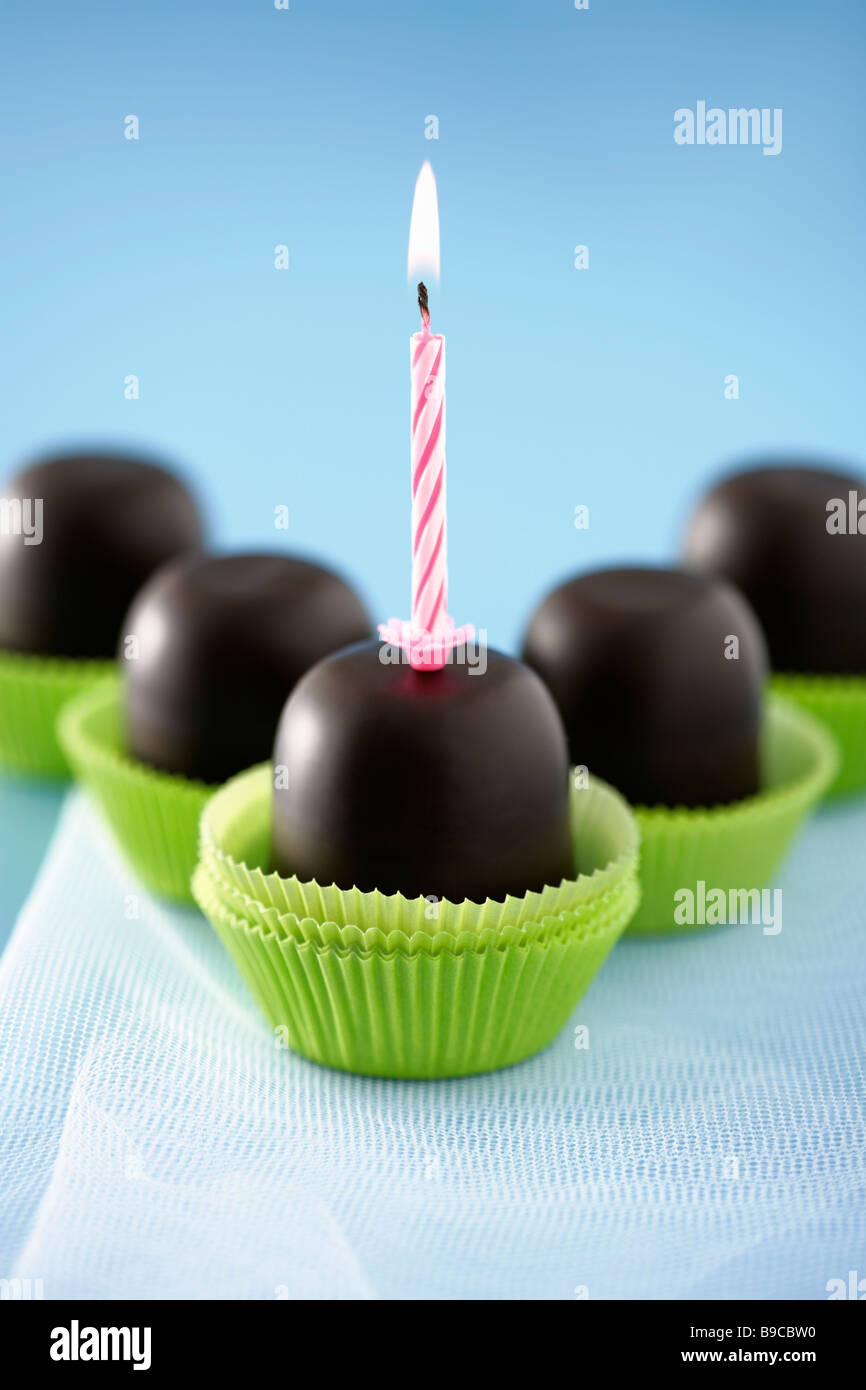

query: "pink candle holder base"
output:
377 616 476 672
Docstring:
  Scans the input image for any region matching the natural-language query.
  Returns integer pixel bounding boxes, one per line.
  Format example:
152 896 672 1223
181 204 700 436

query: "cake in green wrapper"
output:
60 551 372 901
683 460 866 798
0 450 204 778
193 759 641 1079
522 565 838 932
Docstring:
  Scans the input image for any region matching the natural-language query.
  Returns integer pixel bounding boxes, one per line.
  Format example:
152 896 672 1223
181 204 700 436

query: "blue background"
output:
2 0 864 654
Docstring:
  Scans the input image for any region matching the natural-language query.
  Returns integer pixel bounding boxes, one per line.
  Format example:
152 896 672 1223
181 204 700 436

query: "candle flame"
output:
407 161 440 282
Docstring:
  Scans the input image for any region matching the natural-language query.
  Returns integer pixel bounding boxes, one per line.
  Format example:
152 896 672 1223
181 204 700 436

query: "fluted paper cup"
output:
0 647 112 779
199 763 638 938
629 695 838 934
193 767 641 1078
58 675 213 902
772 672 866 799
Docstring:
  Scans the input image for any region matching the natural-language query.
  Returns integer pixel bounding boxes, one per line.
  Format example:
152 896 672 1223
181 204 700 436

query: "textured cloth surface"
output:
0 790 864 1301
0 778 63 952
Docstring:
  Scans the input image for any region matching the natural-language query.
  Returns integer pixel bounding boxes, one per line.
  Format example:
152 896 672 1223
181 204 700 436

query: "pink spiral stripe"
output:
413 524 444 611
412 342 442 433
377 323 474 672
411 328 447 633
411 401 443 494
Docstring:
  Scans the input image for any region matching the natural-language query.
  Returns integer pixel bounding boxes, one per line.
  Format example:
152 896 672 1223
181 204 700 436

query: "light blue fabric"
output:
0 790 864 1300
0 777 64 952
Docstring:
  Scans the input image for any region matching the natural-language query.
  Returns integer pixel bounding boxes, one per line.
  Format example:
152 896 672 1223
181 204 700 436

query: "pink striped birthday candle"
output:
379 165 474 670
411 285 447 634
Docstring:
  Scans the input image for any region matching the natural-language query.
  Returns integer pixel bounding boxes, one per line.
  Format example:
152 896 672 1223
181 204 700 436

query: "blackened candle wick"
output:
417 281 430 328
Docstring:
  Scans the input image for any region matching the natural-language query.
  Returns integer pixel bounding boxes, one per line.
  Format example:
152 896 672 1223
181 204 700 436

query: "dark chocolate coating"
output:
522 566 768 808
683 463 866 674
0 451 204 658
123 552 372 784
271 641 575 901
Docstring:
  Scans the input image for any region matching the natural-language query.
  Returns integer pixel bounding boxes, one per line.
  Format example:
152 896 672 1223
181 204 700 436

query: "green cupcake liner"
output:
199 763 639 937
628 694 838 935
772 672 866 799
193 869 633 1078
57 674 214 903
197 854 638 955
0 646 113 779
192 770 641 1077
